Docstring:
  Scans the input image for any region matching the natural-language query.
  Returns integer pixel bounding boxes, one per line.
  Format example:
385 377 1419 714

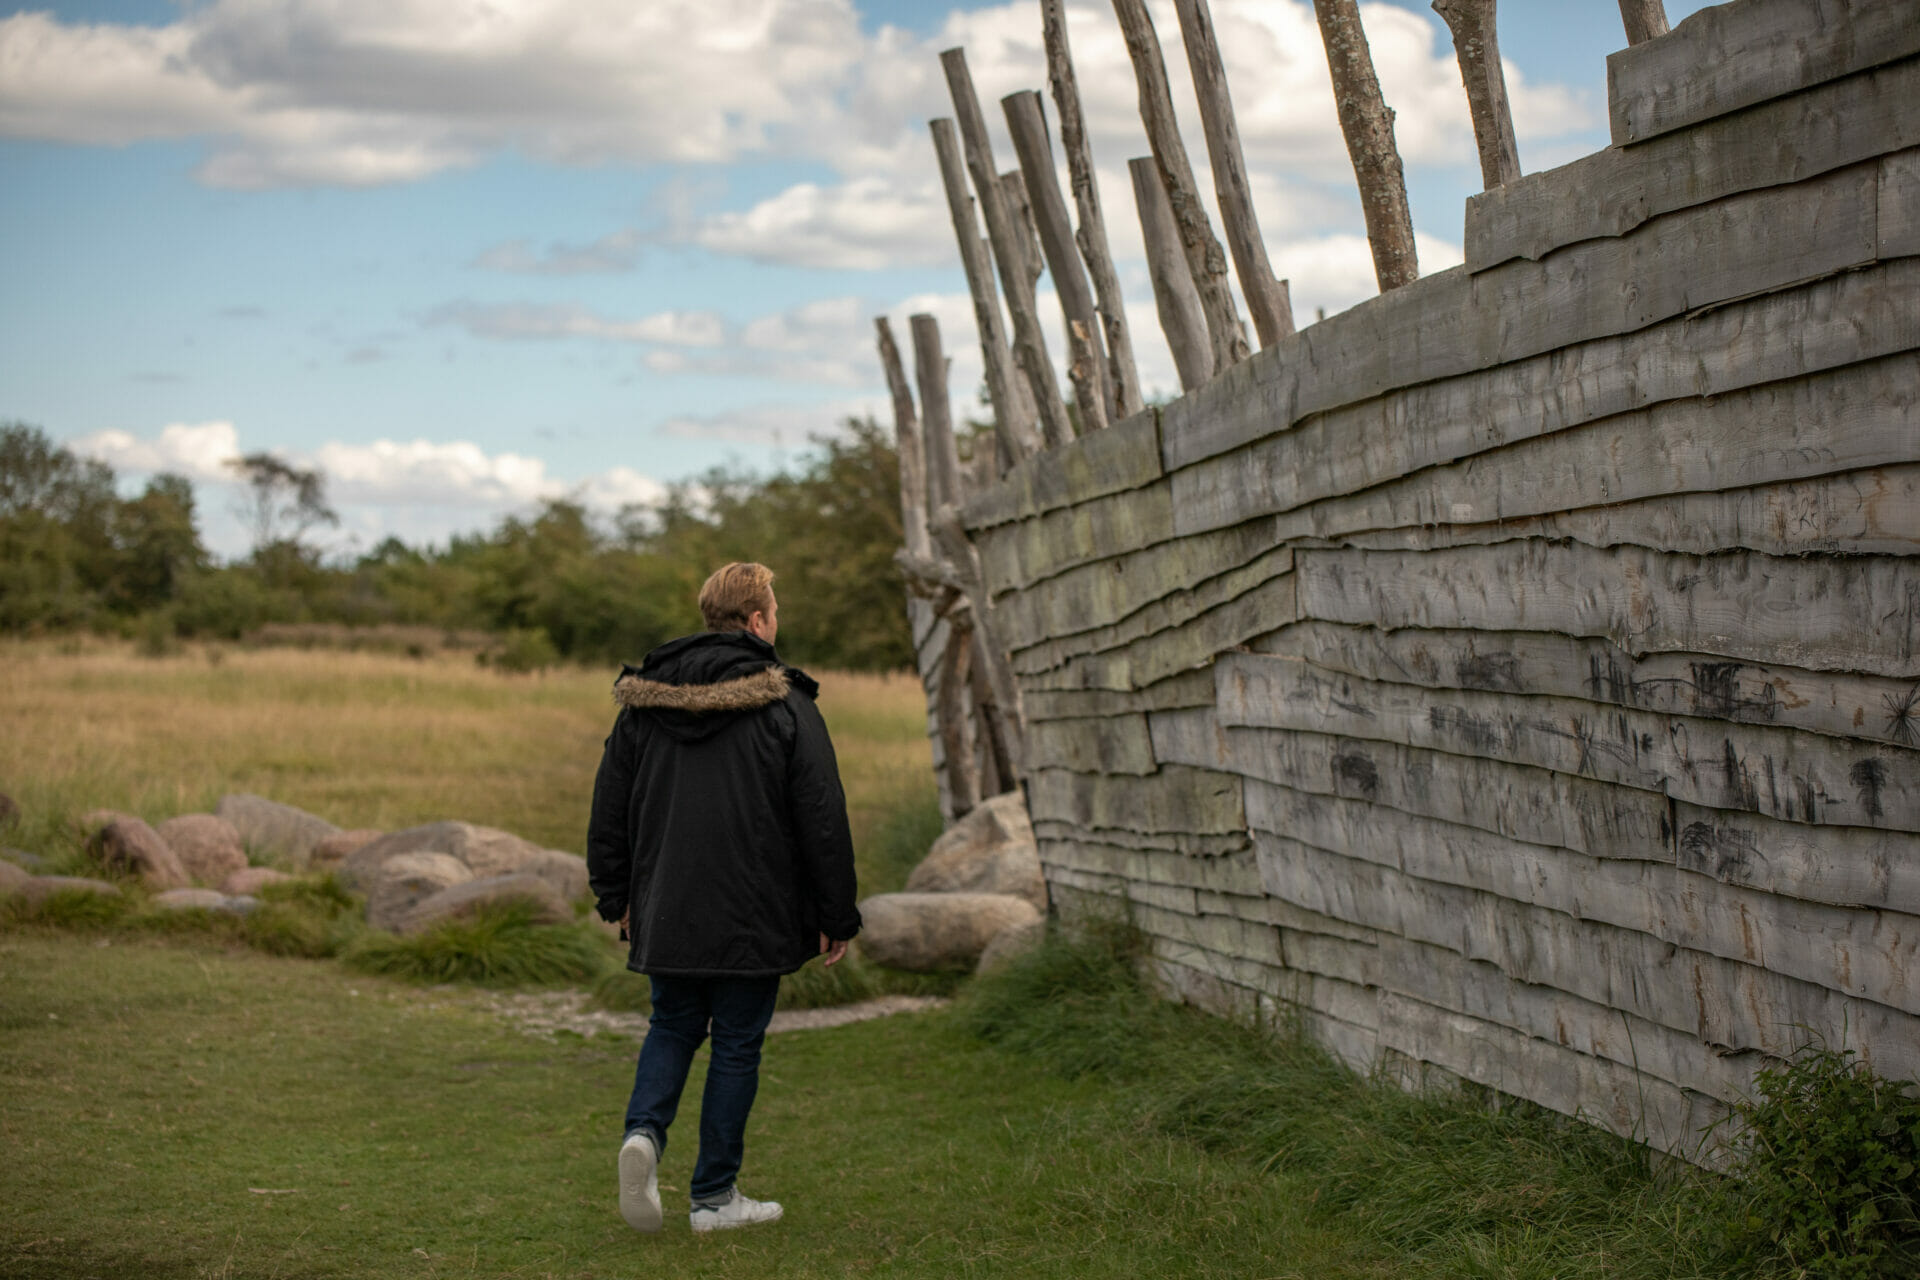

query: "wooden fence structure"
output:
878 0 1919 1161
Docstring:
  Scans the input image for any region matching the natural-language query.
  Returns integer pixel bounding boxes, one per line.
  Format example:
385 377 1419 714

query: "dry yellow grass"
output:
0 637 934 870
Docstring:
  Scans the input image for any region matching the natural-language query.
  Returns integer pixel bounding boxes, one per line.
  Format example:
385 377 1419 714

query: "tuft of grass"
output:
588 950 966 1017
2 886 135 929
860 787 944 895
344 901 615 987
962 918 1745 1279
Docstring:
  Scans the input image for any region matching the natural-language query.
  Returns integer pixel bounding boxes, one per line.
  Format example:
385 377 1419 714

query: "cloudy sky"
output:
1 0 1711 558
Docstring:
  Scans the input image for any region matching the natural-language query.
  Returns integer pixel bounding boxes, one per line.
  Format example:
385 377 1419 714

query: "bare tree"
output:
226 452 337 558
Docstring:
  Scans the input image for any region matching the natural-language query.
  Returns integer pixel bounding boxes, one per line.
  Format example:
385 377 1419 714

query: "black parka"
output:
584 631 862 977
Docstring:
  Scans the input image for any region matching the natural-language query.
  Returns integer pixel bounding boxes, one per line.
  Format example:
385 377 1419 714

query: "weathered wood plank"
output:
1047 862 1198 916
1022 667 1214 722
1009 546 1293 674
1471 54 1920 270
1258 620 1920 751
1671 802 1920 915
1149 950 1385 1071
1021 570 1298 691
994 520 1284 650
1264 354 1920 550
1127 898 1283 967
1885 146 1920 259
973 480 1173 598
1376 990 1731 1162
1034 821 1251 858
1254 833 1920 1081
1248 780 1920 1010
1026 764 1246 835
1294 543 1920 680
1151 709 1674 862
1164 163 1885 473
1036 834 1265 895
1606 0 1920 145
1216 652 1920 831
1310 464 1920 560
961 407 1162 530
1025 713 1158 776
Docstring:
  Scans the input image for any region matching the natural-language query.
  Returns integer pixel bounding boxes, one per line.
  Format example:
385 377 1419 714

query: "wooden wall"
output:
958 0 1920 1162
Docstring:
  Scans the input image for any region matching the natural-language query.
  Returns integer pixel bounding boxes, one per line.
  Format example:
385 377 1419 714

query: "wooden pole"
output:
875 317 931 561
1313 0 1420 291
1004 89 1111 434
930 117 1041 466
1131 156 1213 392
1172 0 1294 349
1000 170 1044 291
1617 0 1670 45
968 628 1018 795
1432 0 1521 190
1041 0 1143 421
935 616 981 819
910 314 964 512
1108 0 1249 372
941 47 1077 451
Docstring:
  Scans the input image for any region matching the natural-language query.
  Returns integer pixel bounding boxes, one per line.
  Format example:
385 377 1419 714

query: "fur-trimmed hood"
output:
610 630 816 742
614 665 789 714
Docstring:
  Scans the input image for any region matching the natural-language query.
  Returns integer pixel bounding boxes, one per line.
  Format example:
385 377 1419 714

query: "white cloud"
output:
473 229 643 275
426 301 727 347
71 420 243 481
690 177 951 270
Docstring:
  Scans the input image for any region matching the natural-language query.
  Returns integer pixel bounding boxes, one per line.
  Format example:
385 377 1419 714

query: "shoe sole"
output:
618 1138 662 1233
690 1203 784 1233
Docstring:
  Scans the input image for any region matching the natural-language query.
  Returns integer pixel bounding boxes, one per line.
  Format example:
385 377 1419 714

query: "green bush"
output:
343 902 612 986
482 627 560 674
1727 1044 1920 1277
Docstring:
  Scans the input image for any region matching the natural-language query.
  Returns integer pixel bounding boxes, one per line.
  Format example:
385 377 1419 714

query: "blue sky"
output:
0 0 1712 557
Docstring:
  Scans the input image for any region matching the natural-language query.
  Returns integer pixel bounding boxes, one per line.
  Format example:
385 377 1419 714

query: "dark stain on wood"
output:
1332 748 1380 800
1457 651 1522 692
1850 758 1888 819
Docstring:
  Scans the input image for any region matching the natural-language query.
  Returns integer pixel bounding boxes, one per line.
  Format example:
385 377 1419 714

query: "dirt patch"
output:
477 989 946 1042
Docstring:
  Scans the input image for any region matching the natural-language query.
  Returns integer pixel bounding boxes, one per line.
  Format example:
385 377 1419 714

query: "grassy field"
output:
0 636 936 891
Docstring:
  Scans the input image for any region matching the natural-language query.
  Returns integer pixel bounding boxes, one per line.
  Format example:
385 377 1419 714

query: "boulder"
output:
152 887 230 911
398 873 572 935
523 849 590 902
75 808 136 839
20 875 122 905
155 814 248 886
854 892 1042 972
89 818 189 891
364 851 474 932
904 791 1046 911
214 793 340 865
339 821 543 889
976 918 1046 974
222 866 294 896
0 858 31 897
309 828 382 870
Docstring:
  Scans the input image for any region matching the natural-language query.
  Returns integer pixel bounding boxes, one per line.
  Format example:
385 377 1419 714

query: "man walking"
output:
586 562 862 1233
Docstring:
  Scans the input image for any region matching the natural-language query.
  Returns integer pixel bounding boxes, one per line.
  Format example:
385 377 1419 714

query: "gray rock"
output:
152 887 230 911
364 851 474 932
524 849 590 902
90 818 189 891
20 875 122 905
854 892 1042 972
215 794 340 865
309 828 382 870
339 821 543 889
398 873 572 935
223 894 261 915
222 866 294 896
0 858 32 897
155 814 249 887
976 918 1047 974
905 791 1046 912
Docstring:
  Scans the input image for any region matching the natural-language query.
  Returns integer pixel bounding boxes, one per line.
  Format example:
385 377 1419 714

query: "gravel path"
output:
478 989 947 1042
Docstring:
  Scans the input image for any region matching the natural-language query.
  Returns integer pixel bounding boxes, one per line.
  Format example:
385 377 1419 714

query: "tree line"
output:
0 419 914 672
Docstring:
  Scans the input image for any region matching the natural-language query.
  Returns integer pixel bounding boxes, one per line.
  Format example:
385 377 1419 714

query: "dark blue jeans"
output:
623 973 781 1202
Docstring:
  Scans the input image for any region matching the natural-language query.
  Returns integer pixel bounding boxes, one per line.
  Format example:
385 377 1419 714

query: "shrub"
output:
343 902 612 986
1727 1043 1920 1277
482 627 560 674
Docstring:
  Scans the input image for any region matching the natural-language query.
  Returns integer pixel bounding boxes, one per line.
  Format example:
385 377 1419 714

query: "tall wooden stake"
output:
931 117 1040 466
999 170 1044 290
1314 0 1419 291
1131 157 1212 392
1109 0 1249 373
935 620 981 818
1040 0 1143 420
1618 0 1670 44
1004 89 1111 434
875 317 931 561
942 47 1076 451
1172 0 1294 349
1433 0 1521 190
910 314 964 512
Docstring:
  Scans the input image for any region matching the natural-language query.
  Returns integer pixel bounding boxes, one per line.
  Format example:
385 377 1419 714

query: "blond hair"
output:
698 562 776 632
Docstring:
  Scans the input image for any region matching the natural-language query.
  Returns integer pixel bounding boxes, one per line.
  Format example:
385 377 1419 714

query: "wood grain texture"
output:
1293 543 1920 680
1169 260 1920 533
1258 619 1920 751
1130 156 1214 391
974 482 1174 598
962 407 1162 529
1247 779 1920 1011
1883 146 1920 259
1036 833 1266 896
1216 652 1920 831
1022 667 1215 722
1470 55 1920 270
1162 163 1885 473
1313 0 1419 290
1026 713 1159 776
1607 0 1920 144
1020 570 1297 690
1033 820 1251 858
1026 764 1245 835
1433 0 1521 190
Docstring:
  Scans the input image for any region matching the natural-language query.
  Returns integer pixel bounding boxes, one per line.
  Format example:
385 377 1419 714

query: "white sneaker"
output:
689 1186 783 1232
618 1131 662 1233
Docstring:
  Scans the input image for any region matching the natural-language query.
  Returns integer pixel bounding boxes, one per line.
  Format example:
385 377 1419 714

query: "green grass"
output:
343 902 615 987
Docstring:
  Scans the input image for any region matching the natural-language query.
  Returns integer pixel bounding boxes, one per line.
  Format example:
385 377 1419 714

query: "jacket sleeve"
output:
585 711 638 924
785 692 862 940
